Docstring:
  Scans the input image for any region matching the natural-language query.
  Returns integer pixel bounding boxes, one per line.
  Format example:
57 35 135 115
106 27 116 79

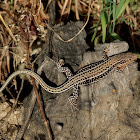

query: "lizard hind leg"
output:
67 86 79 110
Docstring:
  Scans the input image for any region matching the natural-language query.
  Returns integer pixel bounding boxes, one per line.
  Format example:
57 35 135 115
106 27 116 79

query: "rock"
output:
22 23 140 139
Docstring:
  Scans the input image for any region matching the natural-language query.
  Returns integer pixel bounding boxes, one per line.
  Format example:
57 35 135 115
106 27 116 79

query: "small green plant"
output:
91 0 137 45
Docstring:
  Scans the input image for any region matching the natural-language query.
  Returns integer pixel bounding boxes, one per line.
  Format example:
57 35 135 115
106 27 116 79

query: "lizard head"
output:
121 52 138 61
115 52 138 71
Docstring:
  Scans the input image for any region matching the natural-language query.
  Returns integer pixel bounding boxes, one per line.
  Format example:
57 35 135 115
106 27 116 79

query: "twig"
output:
61 0 69 16
0 13 16 42
0 79 24 121
13 4 53 139
16 89 36 140
31 77 52 140
6 87 15 99
24 28 53 140
16 59 53 140
45 0 91 43
12 79 24 109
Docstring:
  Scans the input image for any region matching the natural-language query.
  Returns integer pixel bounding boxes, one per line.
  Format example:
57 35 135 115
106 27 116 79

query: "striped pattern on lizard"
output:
0 52 138 106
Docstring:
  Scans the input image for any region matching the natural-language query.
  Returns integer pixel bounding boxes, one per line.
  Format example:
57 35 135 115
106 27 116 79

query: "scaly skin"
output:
0 52 138 95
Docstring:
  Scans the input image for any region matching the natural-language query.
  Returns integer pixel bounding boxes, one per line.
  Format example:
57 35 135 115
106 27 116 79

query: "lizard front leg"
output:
57 59 73 79
56 59 78 100
57 59 79 107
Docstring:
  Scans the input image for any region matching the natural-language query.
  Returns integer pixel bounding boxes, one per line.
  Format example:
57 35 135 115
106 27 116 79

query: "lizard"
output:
0 52 138 106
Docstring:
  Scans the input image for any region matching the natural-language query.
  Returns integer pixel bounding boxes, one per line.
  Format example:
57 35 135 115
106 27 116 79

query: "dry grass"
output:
0 0 140 139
